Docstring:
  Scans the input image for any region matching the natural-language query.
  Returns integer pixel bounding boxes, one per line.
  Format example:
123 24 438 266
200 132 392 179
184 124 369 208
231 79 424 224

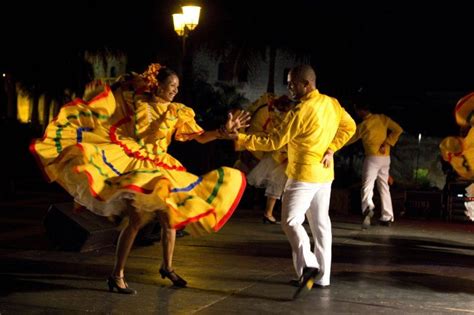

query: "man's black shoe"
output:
378 220 392 227
292 267 320 299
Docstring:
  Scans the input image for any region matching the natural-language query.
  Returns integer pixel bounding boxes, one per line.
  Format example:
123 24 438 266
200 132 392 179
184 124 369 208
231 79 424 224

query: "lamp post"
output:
171 5 203 170
172 5 201 102
414 132 422 185
173 5 201 60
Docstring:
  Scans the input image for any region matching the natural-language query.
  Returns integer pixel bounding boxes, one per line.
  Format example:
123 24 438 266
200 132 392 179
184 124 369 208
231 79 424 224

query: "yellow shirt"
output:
236 90 356 183
348 113 403 156
245 93 289 163
268 106 289 164
246 92 275 116
245 93 274 160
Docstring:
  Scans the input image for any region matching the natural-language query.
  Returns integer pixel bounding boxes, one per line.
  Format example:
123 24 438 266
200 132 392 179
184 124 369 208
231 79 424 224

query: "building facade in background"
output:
192 47 311 104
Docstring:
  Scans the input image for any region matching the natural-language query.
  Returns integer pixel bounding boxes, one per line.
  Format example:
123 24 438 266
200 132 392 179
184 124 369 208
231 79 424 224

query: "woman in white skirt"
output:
247 150 288 223
246 95 295 224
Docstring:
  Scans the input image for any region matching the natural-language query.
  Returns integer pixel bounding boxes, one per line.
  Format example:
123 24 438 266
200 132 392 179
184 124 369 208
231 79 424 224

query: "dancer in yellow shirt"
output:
234 65 356 297
348 102 403 228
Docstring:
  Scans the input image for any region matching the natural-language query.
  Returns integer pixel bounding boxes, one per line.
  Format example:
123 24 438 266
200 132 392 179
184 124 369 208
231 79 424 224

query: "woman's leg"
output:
263 164 286 223
112 207 152 288
157 212 187 286
158 212 176 271
265 196 278 218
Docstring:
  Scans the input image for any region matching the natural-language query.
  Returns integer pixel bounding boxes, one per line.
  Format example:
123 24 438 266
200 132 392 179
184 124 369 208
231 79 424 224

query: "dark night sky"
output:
2 1 473 88
2 0 473 135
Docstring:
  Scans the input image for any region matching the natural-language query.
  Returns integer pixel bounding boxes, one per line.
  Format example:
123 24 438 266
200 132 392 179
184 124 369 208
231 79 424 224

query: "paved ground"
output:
1 188 474 314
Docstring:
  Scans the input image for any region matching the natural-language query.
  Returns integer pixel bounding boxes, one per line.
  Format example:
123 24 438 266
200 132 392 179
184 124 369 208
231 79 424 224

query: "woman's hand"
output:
225 110 251 134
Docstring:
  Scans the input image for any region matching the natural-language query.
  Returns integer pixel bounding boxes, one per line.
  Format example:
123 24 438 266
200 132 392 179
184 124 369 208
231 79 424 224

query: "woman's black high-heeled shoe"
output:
159 267 187 287
262 215 280 224
107 276 137 294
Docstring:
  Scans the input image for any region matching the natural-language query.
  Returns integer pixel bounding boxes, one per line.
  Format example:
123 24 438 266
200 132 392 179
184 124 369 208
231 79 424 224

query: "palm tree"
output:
14 49 94 132
194 3 311 96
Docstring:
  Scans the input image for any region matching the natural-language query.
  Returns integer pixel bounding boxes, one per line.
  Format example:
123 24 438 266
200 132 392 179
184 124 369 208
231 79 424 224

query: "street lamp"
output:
172 5 201 103
173 5 201 56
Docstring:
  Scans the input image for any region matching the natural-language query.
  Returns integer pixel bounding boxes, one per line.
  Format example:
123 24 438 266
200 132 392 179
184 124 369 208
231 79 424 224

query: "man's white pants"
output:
361 156 394 222
281 179 332 286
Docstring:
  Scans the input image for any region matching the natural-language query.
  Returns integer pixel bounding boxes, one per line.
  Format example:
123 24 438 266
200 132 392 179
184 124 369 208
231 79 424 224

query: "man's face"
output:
287 72 306 100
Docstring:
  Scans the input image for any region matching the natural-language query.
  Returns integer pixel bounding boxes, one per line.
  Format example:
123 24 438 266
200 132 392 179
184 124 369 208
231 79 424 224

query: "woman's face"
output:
157 74 179 102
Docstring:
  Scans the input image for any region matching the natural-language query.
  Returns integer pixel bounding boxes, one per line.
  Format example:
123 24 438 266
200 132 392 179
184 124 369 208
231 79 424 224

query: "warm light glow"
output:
17 92 31 123
2 73 5 77
418 133 422 143
182 6 201 31
173 13 185 36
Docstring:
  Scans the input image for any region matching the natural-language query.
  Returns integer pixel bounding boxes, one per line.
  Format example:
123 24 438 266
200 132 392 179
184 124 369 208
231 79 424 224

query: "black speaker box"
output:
43 203 119 252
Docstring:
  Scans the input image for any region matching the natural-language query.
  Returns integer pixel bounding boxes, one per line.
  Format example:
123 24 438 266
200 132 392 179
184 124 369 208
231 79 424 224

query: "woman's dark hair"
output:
353 102 371 112
156 67 178 83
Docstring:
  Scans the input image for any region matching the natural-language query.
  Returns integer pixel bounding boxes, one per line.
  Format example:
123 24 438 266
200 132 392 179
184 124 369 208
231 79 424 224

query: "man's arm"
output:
327 108 357 152
321 108 356 168
385 116 403 146
235 109 298 152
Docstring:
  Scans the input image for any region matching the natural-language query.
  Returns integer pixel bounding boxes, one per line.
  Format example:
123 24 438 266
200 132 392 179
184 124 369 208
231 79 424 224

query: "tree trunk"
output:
266 45 276 93
30 90 40 130
42 94 52 128
5 74 17 120
53 100 61 118
51 100 59 118
232 46 244 84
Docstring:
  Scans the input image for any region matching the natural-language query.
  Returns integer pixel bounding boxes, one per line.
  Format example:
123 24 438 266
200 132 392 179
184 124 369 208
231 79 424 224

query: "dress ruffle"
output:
440 125 474 180
30 84 245 236
247 153 287 199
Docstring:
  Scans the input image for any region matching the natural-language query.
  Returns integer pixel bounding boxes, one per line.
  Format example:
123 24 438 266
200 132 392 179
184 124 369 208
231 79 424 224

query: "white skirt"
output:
464 183 474 221
247 154 287 199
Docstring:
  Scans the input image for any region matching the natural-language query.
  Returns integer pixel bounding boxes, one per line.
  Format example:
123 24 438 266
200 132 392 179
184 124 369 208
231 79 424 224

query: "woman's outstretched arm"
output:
193 111 251 144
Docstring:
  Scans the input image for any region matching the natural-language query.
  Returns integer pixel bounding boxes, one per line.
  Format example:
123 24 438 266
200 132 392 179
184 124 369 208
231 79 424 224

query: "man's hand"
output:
379 143 387 154
321 149 334 168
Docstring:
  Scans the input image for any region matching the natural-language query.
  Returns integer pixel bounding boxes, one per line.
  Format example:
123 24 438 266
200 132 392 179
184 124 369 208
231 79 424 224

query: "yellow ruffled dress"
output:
30 84 246 236
440 92 474 180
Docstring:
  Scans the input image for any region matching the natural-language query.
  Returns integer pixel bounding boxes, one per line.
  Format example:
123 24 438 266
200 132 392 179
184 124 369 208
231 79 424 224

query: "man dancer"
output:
349 102 403 228
234 65 356 298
